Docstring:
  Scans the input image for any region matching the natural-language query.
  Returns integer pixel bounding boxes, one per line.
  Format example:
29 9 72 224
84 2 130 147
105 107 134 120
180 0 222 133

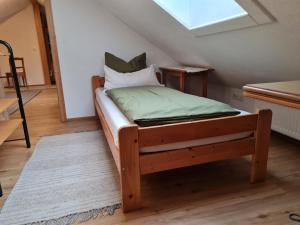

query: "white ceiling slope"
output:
0 0 30 23
99 0 300 87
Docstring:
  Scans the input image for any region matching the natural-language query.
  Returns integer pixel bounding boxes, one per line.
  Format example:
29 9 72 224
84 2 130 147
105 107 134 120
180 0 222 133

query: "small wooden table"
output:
159 66 213 97
243 80 300 109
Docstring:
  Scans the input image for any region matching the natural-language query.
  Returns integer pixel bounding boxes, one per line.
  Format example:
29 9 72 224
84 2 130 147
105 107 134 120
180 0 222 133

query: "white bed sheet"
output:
96 88 252 153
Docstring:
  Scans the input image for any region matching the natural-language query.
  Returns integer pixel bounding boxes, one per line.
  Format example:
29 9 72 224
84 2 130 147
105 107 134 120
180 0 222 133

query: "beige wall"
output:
0 4 45 86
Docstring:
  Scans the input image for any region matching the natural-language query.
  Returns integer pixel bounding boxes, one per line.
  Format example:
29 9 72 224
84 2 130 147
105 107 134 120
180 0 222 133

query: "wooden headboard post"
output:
91 75 105 122
91 75 105 98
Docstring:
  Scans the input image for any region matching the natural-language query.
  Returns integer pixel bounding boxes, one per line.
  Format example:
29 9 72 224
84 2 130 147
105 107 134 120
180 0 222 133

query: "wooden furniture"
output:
243 80 300 109
0 40 31 148
159 66 213 97
6 57 28 87
0 98 22 145
44 0 67 122
1 89 300 224
92 75 272 213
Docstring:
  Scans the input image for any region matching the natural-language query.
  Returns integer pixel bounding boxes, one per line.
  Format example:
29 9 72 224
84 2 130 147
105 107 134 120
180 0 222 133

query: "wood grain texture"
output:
0 88 98 208
244 90 300 109
140 137 255 175
159 67 211 95
244 81 300 99
0 98 18 114
92 75 105 91
44 0 67 121
138 114 258 147
251 109 272 183
32 0 50 85
91 75 273 213
0 119 22 145
119 125 141 212
1 88 300 225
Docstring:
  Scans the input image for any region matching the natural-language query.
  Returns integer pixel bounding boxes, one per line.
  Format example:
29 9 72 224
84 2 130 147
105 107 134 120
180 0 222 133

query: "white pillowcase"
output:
104 64 161 90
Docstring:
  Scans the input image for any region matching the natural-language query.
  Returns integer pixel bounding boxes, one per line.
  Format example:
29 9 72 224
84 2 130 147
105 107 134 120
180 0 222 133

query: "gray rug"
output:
0 131 121 225
5 90 41 114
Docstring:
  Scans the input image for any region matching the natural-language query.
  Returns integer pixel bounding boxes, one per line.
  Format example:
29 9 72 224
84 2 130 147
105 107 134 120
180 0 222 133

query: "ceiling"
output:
0 0 30 23
99 0 300 87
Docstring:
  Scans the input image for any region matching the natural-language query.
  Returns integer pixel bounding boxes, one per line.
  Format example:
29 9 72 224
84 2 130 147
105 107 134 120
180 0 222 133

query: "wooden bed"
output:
92 75 272 213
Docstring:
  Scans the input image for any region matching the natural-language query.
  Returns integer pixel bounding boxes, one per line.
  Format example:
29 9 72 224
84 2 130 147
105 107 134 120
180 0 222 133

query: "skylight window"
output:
154 0 248 30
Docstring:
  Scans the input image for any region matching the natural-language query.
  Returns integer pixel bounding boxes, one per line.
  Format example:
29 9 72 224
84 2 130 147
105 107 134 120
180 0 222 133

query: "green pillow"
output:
105 52 146 73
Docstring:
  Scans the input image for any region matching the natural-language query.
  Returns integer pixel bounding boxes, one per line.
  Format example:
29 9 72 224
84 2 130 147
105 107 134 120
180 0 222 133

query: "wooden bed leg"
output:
119 126 141 212
251 109 272 183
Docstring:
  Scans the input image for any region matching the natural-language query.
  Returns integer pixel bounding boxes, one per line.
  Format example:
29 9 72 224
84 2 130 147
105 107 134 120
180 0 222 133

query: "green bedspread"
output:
106 86 240 126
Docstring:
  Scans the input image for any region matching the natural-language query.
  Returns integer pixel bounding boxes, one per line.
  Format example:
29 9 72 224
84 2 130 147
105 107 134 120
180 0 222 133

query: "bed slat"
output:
139 114 258 148
140 137 255 175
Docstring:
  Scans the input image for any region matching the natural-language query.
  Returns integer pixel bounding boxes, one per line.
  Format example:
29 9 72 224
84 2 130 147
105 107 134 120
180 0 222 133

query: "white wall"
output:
207 83 300 141
100 0 300 87
51 0 177 119
99 0 300 140
0 4 45 86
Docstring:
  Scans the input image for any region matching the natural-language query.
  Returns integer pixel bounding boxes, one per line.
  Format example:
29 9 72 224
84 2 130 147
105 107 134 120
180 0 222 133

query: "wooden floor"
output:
0 88 98 207
0 87 299 225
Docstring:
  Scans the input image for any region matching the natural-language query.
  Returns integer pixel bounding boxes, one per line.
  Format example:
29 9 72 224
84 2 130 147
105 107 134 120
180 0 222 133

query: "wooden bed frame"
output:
92 75 272 213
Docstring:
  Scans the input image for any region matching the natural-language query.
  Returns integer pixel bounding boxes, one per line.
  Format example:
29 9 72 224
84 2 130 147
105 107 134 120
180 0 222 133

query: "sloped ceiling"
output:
99 0 300 87
0 0 30 23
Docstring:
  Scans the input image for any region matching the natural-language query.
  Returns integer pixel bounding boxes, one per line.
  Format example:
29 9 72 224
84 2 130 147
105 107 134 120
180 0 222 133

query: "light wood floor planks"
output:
0 88 99 208
0 87 299 225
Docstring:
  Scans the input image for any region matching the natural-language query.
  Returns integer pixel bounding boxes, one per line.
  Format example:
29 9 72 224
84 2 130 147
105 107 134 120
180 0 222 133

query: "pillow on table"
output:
105 52 146 73
104 64 161 90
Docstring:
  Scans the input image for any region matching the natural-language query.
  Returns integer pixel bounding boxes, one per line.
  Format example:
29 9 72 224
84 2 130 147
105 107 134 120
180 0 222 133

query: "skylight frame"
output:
188 11 248 30
152 0 191 29
153 0 274 37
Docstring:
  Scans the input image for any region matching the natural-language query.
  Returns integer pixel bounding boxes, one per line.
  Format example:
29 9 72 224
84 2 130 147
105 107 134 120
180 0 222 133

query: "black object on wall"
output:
0 183 2 197
0 40 31 148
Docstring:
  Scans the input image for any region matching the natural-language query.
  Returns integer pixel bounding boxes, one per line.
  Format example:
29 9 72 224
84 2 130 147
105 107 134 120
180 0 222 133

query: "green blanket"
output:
106 86 240 126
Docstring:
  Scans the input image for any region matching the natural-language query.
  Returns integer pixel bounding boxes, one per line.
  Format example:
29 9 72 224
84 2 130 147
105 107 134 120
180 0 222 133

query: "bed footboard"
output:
117 110 272 212
137 110 272 179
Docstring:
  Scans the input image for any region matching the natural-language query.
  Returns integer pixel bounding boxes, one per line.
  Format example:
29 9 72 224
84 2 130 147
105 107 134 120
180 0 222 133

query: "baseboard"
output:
66 116 97 122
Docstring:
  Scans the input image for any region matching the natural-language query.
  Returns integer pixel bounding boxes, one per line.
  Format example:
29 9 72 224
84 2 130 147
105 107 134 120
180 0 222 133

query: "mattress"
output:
96 88 253 153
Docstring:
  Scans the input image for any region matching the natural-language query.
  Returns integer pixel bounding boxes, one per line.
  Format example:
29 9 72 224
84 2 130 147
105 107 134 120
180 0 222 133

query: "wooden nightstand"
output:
159 66 213 97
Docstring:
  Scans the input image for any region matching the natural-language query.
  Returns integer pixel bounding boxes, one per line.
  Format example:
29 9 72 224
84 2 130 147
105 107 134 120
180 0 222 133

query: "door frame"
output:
32 0 51 85
33 0 67 122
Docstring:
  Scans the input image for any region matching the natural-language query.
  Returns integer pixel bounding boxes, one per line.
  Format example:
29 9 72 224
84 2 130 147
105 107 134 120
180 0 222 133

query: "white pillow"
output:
104 64 161 90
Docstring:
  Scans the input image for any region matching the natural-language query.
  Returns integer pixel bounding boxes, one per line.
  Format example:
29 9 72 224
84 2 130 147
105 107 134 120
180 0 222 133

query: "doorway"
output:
40 4 55 85
0 0 66 122
32 1 55 86
33 0 66 121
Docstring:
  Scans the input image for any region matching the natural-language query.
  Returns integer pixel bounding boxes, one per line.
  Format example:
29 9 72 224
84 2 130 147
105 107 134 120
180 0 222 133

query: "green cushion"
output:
105 52 146 73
